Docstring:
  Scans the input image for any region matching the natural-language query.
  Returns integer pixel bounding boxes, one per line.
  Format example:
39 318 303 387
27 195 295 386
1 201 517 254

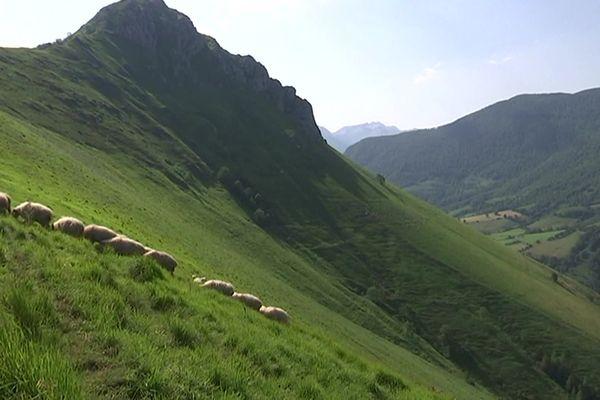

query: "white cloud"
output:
488 55 514 65
414 63 441 85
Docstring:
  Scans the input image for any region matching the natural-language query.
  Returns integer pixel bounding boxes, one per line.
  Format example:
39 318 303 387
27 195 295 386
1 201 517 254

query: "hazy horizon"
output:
1 0 599 131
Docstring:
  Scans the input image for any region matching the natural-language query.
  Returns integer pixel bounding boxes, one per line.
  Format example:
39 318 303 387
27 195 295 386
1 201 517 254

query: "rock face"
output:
79 0 321 140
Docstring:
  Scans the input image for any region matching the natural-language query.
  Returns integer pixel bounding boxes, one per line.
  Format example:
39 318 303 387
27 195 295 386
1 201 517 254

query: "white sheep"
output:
12 201 53 227
0 192 11 215
83 224 118 243
232 292 263 310
52 216 85 237
259 306 290 323
144 249 177 273
102 235 147 256
193 276 234 296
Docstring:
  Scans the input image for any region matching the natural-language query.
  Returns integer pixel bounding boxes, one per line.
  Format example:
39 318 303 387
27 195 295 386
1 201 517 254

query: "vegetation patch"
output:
0 316 82 400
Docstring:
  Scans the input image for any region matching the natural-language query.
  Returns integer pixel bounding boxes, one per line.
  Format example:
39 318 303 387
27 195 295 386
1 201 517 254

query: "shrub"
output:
169 319 199 348
216 166 234 187
3 288 56 339
128 260 164 283
374 370 406 391
253 208 269 226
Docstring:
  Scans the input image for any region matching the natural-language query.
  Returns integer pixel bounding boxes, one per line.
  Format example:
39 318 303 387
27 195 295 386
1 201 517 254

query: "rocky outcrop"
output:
78 0 321 140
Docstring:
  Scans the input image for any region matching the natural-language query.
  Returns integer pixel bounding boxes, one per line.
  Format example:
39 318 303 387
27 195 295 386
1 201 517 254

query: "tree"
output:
566 374 578 394
252 208 268 226
366 286 385 303
216 166 234 187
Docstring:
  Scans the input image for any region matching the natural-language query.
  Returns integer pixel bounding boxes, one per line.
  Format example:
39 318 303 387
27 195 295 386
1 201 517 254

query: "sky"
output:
1 0 599 131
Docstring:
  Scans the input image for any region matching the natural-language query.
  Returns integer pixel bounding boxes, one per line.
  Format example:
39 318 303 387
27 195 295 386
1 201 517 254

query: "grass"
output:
528 232 582 258
0 315 82 400
528 215 578 230
0 112 482 399
0 6 599 398
462 210 522 223
0 217 453 400
468 218 518 235
483 215 582 263
490 228 564 247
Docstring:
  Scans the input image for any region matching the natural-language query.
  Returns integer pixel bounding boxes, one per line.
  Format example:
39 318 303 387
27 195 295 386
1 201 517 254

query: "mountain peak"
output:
76 0 321 140
81 0 200 53
319 122 400 152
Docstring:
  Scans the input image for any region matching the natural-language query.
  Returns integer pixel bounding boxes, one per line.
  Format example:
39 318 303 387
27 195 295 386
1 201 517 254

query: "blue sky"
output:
1 0 599 131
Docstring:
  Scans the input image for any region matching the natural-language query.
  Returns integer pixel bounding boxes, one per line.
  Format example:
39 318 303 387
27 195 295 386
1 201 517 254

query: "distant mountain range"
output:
346 88 600 289
347 89 600 214
319 122 400 152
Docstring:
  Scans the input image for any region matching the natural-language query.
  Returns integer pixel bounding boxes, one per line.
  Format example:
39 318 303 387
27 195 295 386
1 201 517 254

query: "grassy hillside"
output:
1 0 600 398
0 108 488 398
0 214 455 400
346 89 600 289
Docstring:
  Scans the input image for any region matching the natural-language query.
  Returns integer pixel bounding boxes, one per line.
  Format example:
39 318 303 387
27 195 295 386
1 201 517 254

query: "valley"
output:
0 1 599 399
348 89 600 292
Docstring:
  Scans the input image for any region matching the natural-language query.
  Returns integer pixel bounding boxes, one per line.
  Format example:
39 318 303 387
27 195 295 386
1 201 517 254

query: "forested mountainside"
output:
347 89 600 291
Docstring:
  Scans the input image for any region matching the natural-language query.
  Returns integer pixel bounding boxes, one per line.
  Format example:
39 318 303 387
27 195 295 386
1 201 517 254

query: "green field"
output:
528 215 578 231
528 232 582 259
490 228 564 248
1 1 600 398
469 218 519 235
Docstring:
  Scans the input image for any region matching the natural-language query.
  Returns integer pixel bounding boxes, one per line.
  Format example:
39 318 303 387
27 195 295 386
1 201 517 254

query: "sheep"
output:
12 201 53 227
102 235 147 256
193 276 234 296
259 306 290 323
83 224 117 243
0 192 11 215
143 249 177 273
232 292 263 310
52 216 85 237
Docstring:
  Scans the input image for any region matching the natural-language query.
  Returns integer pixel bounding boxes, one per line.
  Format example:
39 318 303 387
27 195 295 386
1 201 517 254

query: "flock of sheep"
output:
192 275 289 323
0 191 289 323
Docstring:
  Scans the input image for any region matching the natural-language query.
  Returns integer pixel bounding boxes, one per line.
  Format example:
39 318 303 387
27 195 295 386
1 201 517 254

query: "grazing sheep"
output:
83 224 117 243
259 306 290 323
0 192 11 215
12 201 53 227
232 292 263 310
52 216 85 237
193 277 234 296
144 249 177 273
102 236 146 256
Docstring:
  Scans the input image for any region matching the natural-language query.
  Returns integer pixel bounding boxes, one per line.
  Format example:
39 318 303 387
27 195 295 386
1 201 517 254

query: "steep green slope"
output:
346 89 600 288
1 0 600 398
0 215 451 400
0 110 482 399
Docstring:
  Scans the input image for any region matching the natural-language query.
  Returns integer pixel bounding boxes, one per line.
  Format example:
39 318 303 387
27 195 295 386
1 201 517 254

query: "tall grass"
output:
0 217 453 399
0 316 82 400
